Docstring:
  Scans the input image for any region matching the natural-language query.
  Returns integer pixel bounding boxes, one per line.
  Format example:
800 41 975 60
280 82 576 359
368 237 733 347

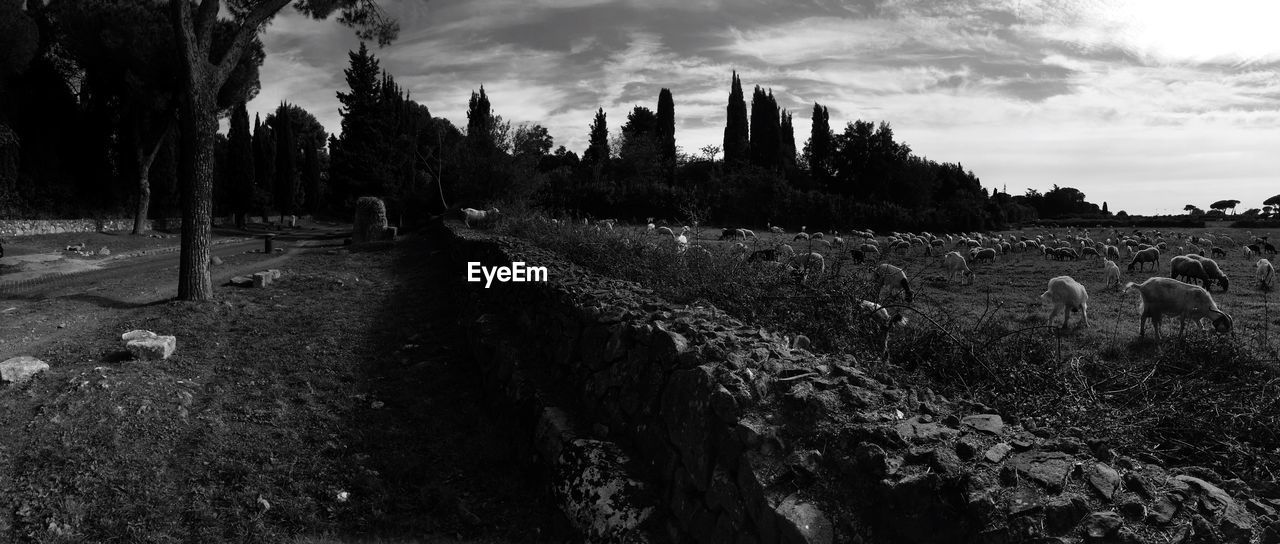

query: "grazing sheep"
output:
831 236 846 249
794 232 811 241
731 242 749 257
856 299 907 326
1211 247 1226 258
461 207 500 228
646 222 656 233
778 244 796 260
1041 276 1090 329
790 252 826 274
1169 255 1210 288
720 228 747 241
1080 247 1099 259
1266 242 1278 256
1123 277 1232 339
943 251 975 284
1104 245 1121 260
769 225 784 234
1257 259 1274 288
859 243 881 257
874 263 914 303
742 229 757 239
1127 247 1160 272
1185 254 1229 291
1103 259 1121 289
811 232 825 240
971 247 997 263
656 226 674 237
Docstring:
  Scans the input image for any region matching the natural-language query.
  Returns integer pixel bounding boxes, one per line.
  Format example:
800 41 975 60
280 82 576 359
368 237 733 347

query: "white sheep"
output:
1041 276 1089 329
1103 259 1121 289
943 251 974 284
971 247 997 263
874 263 914 302
461 207 500 228
1257 258 1274 288
794 232 811 241
1123 277 1232 339
1185 254 1229 291
790 252 826 274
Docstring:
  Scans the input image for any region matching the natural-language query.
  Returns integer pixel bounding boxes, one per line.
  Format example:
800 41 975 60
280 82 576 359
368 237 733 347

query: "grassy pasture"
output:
500 213 1280 487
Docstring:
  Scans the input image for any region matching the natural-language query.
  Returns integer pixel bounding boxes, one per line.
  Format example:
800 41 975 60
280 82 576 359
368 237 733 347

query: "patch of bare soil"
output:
0 234 571 543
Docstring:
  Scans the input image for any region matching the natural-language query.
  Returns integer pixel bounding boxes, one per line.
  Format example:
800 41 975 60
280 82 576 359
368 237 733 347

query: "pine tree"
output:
1102 201 1109 215
723 71 749 167
252 114 275 222
274 102 298 222
228 101 254 229
584 108 609 164
749 86 780 169
656 88 676 163
330 42 387 207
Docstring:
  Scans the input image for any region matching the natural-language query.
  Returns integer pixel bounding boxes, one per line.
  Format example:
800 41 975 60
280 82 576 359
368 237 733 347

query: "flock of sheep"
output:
471 210 1279 342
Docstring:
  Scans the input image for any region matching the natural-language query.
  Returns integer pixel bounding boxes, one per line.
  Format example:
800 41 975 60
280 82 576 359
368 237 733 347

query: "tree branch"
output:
194 0 220 53
213 0 291 89
169 0 199 87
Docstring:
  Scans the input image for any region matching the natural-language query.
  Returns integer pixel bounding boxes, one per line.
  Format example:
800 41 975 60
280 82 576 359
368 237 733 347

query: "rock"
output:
776 496 833 544
267 269 282 280
894 416 961 445
253 272 272 287
228 275 253 287
0 356 49 384
98 247 110 256
1080 511 1123 539
955 436 981 460
1118 500 1146 521
1246 498 1277 518
126 334 177 361
1009 451 1075 493
1009 487 1043 516
121 329 157 342
962 414 1004 434
1149 496 1179 524
209 255 223 266
985 443 1013 463
1086 462 1122 501
553 439 654 541
1045 494 1090 535
1123 471 1158 499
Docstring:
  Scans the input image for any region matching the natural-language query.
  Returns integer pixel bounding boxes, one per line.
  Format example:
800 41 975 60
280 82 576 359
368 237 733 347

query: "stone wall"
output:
0 215 314 238
440 223 1279 544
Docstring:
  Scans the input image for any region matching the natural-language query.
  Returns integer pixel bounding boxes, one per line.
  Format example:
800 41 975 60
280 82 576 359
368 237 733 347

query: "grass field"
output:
497 213 1280 489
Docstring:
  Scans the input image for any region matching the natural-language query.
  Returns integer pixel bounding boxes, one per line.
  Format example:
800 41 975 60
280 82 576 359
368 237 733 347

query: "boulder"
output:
124 330 176 361
0 356 49 384
253 272 272 288
228 276 253 287
776 496 833 544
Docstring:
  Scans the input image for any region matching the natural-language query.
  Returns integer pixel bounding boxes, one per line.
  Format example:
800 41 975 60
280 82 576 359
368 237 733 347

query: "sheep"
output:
1080 247 1099 259
1103 259 1121 289
646 222 656 233
1266 242 1278 256
720 228 746 241
874 263 914 303
971 247 997 263
811 232 825 240
1257 259 1275 288
461 207 500 228
1169 255 1210 289
1185 254 1229 291
794 232 811 241
1041 276 1089 329
790 252 826 274
731 243 749 257
1127 247 1160 272
1211 247 1226 258
1123 277 1232 339
742 229 757 239
1104 245 1121 260
656 226 674 237
66 241 87 251
831 236 846 249
943 251 974 284
859 243 881 257
769 225 784 234
778 244 796 260
856 299 907 327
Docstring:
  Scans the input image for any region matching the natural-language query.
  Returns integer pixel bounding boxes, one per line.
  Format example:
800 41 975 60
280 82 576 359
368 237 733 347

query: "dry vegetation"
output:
496 208 1280 490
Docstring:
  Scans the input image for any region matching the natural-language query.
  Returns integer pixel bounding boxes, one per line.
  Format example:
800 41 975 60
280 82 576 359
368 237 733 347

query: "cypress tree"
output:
749 86 780 169
252 114 275 222
656 88 675 162
584 108 609 164
228 101 254 229
723 71 748 167
806 103 832 188
779 109 796 172
330 42 385 207
465 85 494 155
303 143 321 215
274 102 298 222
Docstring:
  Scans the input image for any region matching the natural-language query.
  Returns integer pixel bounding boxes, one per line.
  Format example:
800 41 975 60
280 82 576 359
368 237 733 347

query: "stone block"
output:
0 356 49 384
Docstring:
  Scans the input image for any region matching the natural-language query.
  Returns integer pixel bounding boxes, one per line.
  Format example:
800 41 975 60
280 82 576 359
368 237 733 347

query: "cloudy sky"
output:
246 0 1280 216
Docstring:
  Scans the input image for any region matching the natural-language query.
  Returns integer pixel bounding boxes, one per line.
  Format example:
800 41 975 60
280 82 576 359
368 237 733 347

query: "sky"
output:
245 0 1280 216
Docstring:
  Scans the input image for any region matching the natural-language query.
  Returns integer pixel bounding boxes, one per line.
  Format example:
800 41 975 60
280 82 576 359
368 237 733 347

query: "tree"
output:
1264 194 1280 208
329 42 391 209
748 86 779 170
779 109 795 172
803 103 832 189
1210 199 1241 214
1101 201 1108 215
1184 204 1203 216
656 88 675 163
584 108 609 164
167 0 397 301
227 101 254 228
512 123 553 159
302 141 321 215
465 86 495 155
252 114 275 221
273 102 298 221
722 71 748 168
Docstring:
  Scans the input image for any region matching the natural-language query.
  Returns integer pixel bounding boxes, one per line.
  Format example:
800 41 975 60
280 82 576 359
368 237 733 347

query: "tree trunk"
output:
132 134 164 235
177 89 216 301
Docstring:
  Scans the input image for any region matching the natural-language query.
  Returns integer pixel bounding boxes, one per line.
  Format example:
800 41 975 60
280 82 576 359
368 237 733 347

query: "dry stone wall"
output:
0 215 314 238
441 223 1279 544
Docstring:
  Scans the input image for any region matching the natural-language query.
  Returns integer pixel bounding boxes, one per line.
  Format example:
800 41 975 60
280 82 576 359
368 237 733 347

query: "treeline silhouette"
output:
0 6 1113 231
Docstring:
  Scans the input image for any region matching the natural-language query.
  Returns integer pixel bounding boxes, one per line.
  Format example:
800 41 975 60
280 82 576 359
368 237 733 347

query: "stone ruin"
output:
352 196 396 243
440 223 1280 544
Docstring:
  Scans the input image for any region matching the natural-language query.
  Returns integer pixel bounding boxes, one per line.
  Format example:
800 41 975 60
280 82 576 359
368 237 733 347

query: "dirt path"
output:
0 233 570 542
